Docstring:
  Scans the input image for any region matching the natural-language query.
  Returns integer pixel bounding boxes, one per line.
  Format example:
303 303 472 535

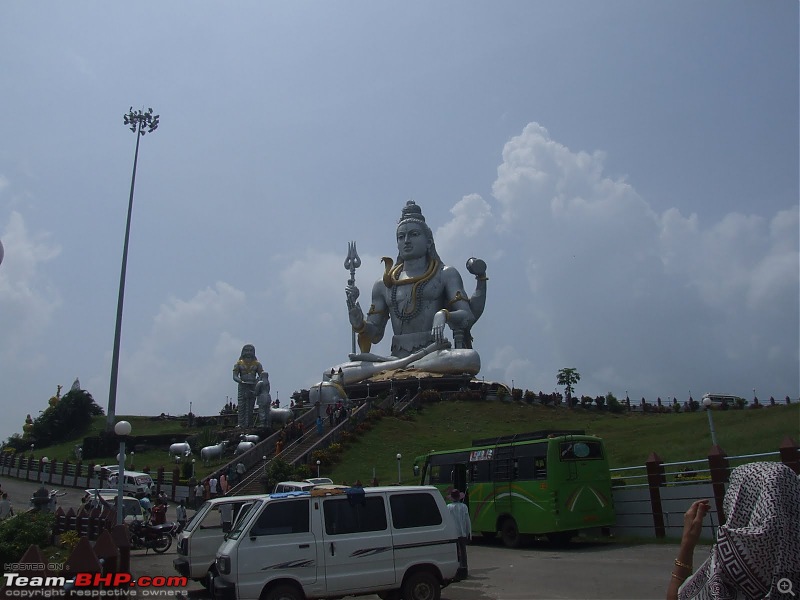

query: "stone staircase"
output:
226 391 423 497
230 430 325 496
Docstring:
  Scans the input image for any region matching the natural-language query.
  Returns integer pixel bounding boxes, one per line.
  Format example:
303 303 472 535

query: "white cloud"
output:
0 211 62 356
446 122 798 400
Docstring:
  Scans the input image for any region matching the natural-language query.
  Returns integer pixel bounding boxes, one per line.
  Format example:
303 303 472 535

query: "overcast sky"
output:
1 2 797 445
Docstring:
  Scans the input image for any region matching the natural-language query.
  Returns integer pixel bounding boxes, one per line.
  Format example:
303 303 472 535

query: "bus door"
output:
491 445 514 516
453 463 467 500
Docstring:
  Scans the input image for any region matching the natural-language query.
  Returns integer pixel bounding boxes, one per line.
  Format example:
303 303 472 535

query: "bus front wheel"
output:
500 518 521 548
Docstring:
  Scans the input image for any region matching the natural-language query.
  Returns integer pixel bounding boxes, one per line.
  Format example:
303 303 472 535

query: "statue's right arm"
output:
346 280 388 344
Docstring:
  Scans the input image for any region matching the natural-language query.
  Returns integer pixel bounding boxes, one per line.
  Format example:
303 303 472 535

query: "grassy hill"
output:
324 400 799 486
14 401 798 484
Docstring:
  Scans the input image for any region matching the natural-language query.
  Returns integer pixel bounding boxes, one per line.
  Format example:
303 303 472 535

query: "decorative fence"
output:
610 436 799 540
0 454 192 501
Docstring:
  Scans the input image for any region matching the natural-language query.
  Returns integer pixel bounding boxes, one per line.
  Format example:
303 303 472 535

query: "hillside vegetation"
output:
325 400 798 486
13 401 798 485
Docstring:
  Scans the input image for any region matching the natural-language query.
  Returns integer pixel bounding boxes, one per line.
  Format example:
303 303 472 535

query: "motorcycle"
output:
29 487 66 513
128 519 174 554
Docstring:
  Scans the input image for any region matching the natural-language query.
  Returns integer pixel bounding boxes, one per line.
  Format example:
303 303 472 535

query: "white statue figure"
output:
334 201 487 385
255 373 272 427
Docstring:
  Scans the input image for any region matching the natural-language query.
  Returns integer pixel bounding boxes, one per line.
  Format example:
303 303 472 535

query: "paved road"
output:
1 476 702 599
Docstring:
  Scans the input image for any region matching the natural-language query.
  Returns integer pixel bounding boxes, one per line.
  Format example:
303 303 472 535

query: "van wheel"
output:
402 571 440 600
262 583 304 600
500 518 521 548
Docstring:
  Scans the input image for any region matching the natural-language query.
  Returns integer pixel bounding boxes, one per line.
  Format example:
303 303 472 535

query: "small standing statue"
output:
255 372 272 428
232 344 264 428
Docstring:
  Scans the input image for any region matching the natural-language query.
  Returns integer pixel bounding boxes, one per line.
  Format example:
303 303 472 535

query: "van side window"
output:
250 500 309 536
389 493 442 529
323 496 387 535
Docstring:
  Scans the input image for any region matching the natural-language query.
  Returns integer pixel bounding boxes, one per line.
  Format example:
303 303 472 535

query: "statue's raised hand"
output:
431 309 448 343
346 283 364 329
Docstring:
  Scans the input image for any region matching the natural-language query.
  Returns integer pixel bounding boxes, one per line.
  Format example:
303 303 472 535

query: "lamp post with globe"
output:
114 420 132 524
396 453 402 484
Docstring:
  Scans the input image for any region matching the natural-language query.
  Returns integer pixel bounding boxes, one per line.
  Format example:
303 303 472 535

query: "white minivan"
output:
173 495 265 589
212 485 461 600
106 470 154 499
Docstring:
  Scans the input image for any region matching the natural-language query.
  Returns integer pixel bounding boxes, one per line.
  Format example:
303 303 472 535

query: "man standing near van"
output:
447 489 471 578
220 502 233 533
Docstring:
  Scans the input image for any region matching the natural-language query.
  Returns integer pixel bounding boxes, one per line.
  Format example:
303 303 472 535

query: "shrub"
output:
0 512 55 573
606 394 625 414
263 458 294 492
60 530 80 552
419 390 442 404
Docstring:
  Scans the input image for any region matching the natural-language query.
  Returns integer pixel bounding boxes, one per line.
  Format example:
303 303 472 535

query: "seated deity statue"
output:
334 200 487 385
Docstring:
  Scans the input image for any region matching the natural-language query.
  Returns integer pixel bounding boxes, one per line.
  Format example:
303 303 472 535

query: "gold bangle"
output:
671 572 687 581
674 559 692 571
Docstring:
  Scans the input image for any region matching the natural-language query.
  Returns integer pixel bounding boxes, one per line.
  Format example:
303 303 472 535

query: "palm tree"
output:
557 368 581 407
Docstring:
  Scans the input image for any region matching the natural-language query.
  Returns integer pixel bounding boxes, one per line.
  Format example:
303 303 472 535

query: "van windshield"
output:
226 500 263 540
183 501 210 533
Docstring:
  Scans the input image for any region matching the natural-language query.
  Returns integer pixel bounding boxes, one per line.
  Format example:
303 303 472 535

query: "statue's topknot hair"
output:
398 200 426 224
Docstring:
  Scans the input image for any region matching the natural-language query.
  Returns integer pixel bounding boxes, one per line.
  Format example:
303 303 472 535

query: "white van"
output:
173 495 265 588
106 470 155 498
82 490 146 523
272 481 315 494
212 485 461 600
702 393 746 408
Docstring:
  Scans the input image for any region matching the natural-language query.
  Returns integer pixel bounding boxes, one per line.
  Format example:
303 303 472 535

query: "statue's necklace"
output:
388 259 439 322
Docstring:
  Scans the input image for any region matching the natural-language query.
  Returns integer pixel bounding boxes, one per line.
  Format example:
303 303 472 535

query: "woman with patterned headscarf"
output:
668 461 800 600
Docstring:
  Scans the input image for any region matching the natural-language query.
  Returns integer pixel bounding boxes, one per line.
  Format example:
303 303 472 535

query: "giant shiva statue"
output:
332 200 487 385
232 344 264 428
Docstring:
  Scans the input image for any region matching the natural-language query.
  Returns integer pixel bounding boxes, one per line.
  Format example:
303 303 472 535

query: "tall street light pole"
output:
107 108 159 431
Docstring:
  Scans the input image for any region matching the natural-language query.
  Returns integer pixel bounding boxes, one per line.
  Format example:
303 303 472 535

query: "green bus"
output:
413 430 615 547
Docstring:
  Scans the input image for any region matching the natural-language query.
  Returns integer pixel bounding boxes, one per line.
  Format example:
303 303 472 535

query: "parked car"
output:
106 470 154 499
82 490 146 523
303 477 333 486
271 481 315 494
212 485 461 600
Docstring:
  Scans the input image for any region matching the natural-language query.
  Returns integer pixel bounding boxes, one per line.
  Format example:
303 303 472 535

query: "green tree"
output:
30 388 104 447
557 368 581 406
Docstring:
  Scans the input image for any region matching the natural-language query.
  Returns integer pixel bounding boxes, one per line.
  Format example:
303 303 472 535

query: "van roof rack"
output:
471 429 586 446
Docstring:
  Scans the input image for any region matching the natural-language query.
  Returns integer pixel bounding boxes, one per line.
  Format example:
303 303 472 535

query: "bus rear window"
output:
559 441 603 460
